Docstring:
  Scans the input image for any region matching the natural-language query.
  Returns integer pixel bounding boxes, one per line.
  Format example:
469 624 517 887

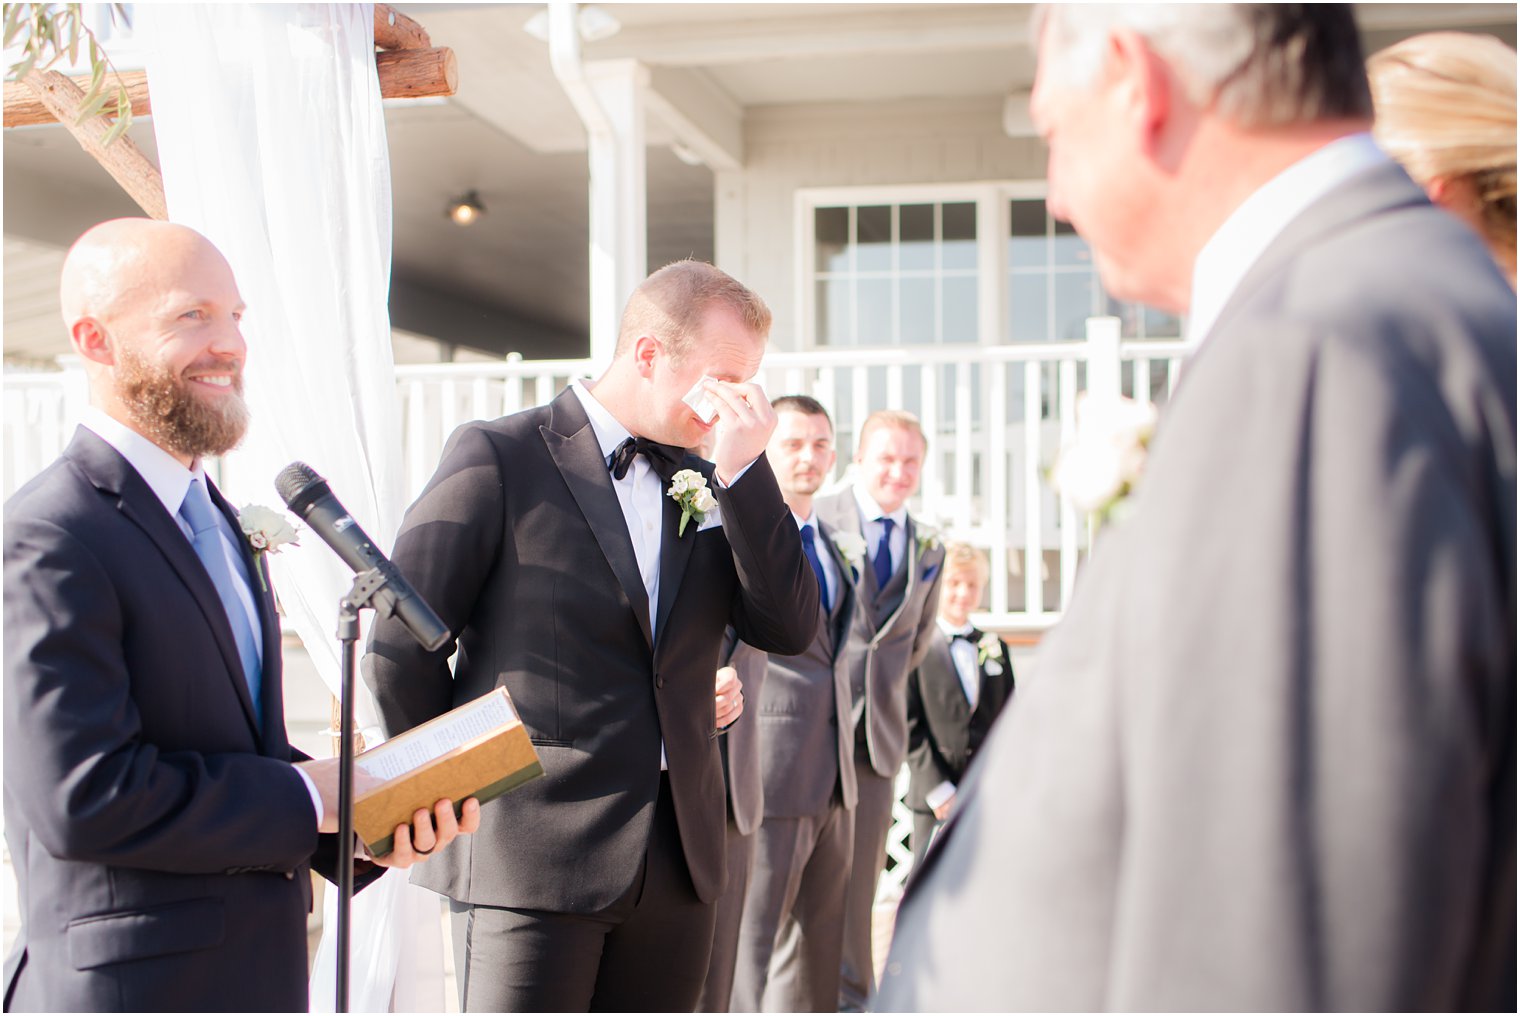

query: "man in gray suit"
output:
816 409 945 1010
731 396 861 1012
876 6 1515 1011
698 630 768 1013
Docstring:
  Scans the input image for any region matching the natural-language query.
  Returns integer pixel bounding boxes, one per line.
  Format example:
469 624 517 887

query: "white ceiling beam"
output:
643 67 743 172
585 8 1034 67
1354 3 1518 31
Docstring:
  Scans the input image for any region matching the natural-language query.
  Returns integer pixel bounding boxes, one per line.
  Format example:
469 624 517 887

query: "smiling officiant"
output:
3 219 473 1013
364 259 820 1012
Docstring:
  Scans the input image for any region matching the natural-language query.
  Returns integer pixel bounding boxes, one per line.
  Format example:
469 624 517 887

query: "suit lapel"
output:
818 518 858 657
208 479 287 754
541 391 654 649
653 457 703 647
929 635 972 725
872 514 918 635
66 430 263 740
1184 162 1430 392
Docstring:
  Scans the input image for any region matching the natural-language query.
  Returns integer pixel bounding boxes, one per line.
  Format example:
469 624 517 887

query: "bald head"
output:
61 219 233 326
61 219 251 464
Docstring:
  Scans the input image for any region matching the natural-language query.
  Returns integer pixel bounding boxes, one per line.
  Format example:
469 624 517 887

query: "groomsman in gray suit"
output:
877 6 1515 1011
816 409 945 1010
698 629 768 1013
731 396 861 1012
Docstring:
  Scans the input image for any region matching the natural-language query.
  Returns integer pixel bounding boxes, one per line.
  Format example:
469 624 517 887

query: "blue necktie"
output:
179 478 263 726
800 524 831 612
872 517 896 589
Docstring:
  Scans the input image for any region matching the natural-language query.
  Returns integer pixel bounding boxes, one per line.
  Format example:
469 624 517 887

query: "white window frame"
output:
796 181 1060 351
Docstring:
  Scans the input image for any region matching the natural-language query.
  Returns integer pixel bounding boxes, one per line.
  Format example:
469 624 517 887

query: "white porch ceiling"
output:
4 3 1515 364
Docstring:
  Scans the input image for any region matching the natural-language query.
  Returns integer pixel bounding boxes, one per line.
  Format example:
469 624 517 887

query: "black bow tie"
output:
951 629 981 644
608 436 684 481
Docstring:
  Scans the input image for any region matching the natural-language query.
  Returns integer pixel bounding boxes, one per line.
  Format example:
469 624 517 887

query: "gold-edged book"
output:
353 687 542 857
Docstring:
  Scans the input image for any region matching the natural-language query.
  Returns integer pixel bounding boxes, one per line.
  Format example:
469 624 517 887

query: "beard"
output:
115 345 250 460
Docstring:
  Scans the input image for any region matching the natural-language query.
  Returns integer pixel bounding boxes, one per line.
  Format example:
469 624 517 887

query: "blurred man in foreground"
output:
877 6 1515 1010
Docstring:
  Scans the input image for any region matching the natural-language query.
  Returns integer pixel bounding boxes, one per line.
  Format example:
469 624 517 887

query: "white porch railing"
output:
391 332 1188 629
2 328 1186 898
4 330 1187 631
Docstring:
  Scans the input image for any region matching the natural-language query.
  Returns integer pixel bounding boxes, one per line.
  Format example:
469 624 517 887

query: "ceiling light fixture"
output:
524 4 622 43
447 190 486 227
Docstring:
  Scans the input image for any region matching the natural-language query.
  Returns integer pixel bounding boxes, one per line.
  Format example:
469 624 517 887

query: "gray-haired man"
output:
876 6 1514 1011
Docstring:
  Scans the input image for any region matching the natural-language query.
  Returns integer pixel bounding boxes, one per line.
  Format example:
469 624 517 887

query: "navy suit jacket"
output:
3 429 353 1012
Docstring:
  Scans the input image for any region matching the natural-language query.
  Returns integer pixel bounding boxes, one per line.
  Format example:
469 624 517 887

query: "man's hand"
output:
715 664 745 731
298 758 381 834
704 380 775 486
370 797 481 869
932 793 956 822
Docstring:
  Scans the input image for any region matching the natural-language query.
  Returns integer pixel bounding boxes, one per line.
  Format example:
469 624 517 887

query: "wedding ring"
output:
413 841 436 857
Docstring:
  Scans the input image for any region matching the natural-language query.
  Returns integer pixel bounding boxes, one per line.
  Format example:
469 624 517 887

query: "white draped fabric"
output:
140 5 444 1011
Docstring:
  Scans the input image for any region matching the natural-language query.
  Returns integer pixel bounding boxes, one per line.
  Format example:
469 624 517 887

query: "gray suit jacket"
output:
756 517 861 817
816 487 946 777
875 161 1516 1011
718 630 769 836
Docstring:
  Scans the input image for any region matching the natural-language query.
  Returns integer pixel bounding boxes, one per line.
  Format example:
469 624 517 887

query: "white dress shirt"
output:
795 511 838 610
938 618 980 710
1188 133 1391 349
570 380 674 770
571 381 665 621
852 485 909 581
80 408 323 827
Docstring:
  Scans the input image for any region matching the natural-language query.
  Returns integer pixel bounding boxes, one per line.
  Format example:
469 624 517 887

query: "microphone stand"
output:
333 567 389 1014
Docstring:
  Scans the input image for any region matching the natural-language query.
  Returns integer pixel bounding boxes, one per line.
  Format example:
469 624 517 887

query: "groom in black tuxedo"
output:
365 259 820 1011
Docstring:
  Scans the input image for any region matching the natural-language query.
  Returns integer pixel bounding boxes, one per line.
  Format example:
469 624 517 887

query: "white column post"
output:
547 2 649 365
1084 315 1122 404
582 59 649 365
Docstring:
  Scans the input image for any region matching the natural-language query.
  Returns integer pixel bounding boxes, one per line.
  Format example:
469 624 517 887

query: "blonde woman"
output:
1370 32 1517 285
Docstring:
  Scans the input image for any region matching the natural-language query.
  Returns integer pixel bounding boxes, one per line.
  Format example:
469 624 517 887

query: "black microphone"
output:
275 462 450 652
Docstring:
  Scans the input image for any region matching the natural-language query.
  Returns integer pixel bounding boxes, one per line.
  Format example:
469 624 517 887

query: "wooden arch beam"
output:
3 6 455 219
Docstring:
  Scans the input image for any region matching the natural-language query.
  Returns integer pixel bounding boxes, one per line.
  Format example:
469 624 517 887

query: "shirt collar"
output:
938 618 975 638
81 406 205 520
853 484 908 528
1188 133 1389 349
793 511 820 531
570 379 633 463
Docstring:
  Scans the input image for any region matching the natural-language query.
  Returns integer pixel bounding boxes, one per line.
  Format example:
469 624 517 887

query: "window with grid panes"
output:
813 202 979 347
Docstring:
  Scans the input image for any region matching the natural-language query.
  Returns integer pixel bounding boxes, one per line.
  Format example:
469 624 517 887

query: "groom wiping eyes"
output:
364 258 820 1013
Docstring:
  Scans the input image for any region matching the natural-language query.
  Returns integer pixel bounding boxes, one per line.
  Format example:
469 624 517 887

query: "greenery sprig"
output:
4 3 134 146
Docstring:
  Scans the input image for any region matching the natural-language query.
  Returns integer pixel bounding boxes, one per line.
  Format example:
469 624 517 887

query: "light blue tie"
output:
179 478 262 727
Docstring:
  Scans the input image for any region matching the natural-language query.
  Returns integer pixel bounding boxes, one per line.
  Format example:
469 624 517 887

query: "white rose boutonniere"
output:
238 504 300 591
832 530 868 569
667 469 718 537
977 632 1004 676
915 526 941 557
1049 393 1157 524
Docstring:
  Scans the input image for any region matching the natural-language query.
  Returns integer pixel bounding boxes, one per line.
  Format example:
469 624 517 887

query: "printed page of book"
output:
355 690 517 783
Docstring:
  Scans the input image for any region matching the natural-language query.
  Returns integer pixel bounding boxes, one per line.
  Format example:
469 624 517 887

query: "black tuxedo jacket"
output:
3 428 355 1013
364 387 819 911
904 628 1014 812
717 630 768 837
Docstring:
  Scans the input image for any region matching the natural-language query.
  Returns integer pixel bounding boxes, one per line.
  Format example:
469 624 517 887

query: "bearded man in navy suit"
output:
3 219 474 1012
